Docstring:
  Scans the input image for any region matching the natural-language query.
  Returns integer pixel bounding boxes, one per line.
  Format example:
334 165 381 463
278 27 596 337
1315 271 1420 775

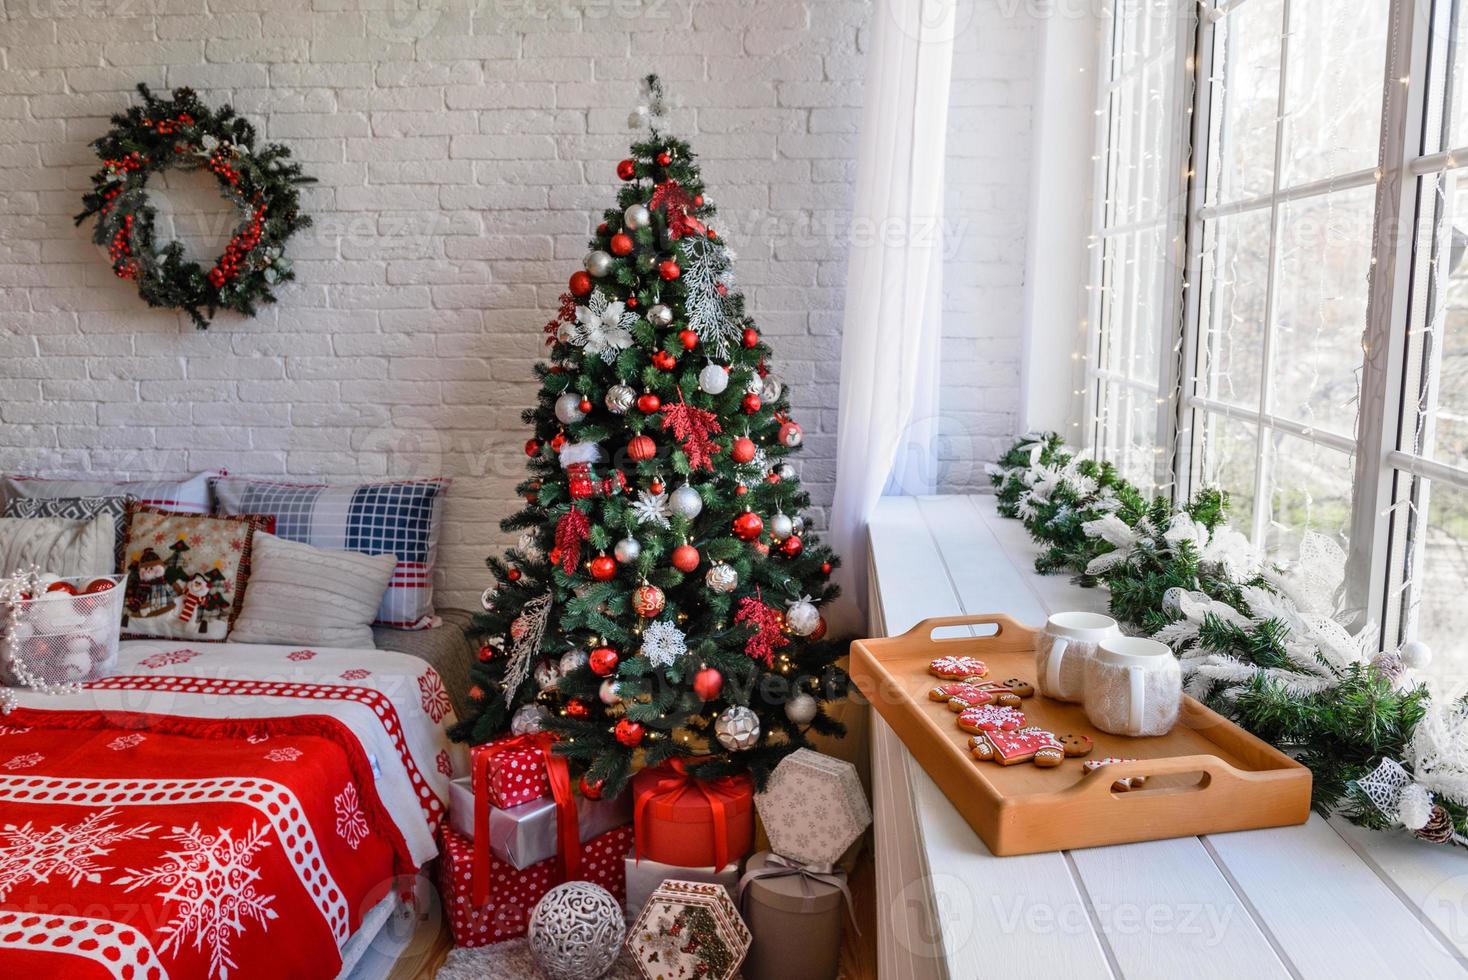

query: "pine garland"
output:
990 434 1466 847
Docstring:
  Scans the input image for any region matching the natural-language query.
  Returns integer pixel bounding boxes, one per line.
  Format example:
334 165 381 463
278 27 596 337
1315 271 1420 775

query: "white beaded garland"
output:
527 881 625 980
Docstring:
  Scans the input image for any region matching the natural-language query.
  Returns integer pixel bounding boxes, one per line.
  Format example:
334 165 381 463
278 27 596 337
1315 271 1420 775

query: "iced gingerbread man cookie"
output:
998 677 1036 697
928 655 989 680
1084 757 1147 790
928 682 1023 710
969 726 1065 767
1055 733 1094 758
955 703 1027 733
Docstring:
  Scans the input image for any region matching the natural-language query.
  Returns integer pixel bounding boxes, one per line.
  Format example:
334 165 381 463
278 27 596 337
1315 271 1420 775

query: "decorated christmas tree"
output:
452 77 848 797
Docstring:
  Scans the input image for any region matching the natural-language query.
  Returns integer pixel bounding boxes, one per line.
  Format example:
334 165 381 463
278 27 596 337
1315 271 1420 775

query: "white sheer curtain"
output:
828 0 954 631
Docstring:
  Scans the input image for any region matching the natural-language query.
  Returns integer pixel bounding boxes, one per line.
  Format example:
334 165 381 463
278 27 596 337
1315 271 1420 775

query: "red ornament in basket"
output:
632 757 755 872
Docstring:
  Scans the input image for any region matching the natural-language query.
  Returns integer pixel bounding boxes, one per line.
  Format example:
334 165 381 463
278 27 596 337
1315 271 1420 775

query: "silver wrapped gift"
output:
448 776 631 870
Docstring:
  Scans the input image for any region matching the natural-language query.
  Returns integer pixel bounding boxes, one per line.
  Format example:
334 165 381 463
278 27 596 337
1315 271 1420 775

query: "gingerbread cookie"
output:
927 655 989 680
1084 757 1147 790
955 703 1026 733
1056 733 1094 758
927 682 995 705
999 677 1036 697
969 726 1063 766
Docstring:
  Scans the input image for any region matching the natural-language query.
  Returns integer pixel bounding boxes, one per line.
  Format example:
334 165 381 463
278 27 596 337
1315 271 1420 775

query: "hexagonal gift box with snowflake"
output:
755 748 872 867
627 879 750 980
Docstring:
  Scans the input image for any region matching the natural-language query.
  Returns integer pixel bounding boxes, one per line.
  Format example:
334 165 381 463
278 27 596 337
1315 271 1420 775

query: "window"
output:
1086 0 1468 691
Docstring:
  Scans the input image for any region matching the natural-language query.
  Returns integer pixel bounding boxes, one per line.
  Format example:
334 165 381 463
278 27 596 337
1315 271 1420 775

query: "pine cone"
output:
1413 805 1457 845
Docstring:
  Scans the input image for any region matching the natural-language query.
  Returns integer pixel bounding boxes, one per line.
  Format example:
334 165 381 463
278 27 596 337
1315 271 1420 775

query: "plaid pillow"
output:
3 495 135 572
2 472 216 515
212 476 449 630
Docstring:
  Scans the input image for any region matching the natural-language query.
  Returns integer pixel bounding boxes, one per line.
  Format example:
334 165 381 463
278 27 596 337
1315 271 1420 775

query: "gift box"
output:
738 850 853 980
754 748 871 867
627 879 751 980
632 758 755 871
449 776 631 869
623 849 742 916
438 822 633 949
473 734 554 808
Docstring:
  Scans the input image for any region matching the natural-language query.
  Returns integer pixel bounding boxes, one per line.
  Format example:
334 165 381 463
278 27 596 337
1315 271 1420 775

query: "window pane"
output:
1407 478 1468 694
1198 414 1259 537
1268 186 1375 436
1197 206 1272 408
1439 6 1468 151
1207 0 1284 204
1278 0 1390 187
1262 434 1353 558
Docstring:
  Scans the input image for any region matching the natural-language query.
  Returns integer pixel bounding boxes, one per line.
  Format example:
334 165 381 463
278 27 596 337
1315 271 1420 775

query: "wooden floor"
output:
404 849 879 979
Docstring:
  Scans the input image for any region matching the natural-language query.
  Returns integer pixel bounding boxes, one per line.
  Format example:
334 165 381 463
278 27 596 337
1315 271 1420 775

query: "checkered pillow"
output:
212 476 449 630
2 472 216 515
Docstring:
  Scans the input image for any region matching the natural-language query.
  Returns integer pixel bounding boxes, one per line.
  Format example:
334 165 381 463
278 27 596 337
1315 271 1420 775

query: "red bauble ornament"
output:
658 259 681 281
671 544 700 573
45 581 78 596
778 420 804 448
610 233 634 256
565 698 589 719
732 511 764 541
477 644 497 663
525 438 541 457
632 583 666 618
468 685 486 702
507 567 522 582
649 478 665 494
810 616 828 642
742 393 762 414
821 561 832 575
656 151 672 166
780 535 804 558
694 194 704 206
742 327 759 348
627 434 657 461
637 392 662 414
735 483 748 496
590 554 617 581
651 350 677 370
615 718 644 747
616 159 636 180
579 775 604 800
578 397 593 413
569 270 593 297
730 436 756 464
693 666 723 702
765 472 781 484
82 578 115 595
550 432 567 452
626 296 638 308
597 222 609 235
678 329 698 350
590 646 620 676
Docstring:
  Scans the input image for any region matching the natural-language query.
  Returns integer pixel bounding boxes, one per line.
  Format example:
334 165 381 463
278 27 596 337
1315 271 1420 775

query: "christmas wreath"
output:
989 434 1468 849
74 85 314 329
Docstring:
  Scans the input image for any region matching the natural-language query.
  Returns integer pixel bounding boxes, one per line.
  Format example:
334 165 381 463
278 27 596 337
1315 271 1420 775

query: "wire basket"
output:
0 574 125 688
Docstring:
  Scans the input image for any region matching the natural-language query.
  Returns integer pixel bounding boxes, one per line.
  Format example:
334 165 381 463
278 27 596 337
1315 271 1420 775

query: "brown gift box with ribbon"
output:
631 757 755 871
738 850 854 980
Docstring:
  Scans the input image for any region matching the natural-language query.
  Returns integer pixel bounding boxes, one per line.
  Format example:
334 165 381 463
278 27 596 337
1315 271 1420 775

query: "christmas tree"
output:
451 77 848 797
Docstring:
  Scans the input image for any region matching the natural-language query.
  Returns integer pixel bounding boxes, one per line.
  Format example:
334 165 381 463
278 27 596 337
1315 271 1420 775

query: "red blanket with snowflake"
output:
0 708 416 980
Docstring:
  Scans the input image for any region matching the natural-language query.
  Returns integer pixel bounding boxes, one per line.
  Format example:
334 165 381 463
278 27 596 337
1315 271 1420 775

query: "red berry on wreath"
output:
615 718 644 747
742 393 762 414
732 510 763 541
678 329 698 350
671 543 700 573
590 554 617 581
637 392 662 414
693 666 723 702
590 646 620 676
616 159 637 180
610 233 634 256
569 270 593 297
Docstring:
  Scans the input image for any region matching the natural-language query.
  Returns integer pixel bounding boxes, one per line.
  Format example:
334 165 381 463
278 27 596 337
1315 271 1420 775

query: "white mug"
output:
1035 611 1120 703
1083 636 1182 737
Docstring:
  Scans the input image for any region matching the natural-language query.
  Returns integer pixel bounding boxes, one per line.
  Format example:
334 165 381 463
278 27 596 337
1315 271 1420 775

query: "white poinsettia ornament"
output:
571 290 636 363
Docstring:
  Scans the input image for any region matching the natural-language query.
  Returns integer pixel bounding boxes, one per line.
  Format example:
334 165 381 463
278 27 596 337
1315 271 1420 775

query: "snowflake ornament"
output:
631 490 673 528
570 290 637 363
640 620 687 668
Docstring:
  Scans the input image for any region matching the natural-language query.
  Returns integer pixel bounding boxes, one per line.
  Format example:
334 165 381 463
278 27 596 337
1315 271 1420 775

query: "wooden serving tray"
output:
850 614 1312 855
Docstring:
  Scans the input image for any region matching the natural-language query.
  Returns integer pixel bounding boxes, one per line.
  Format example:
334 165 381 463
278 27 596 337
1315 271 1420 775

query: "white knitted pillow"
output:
229 532 396 649
0 514 114 579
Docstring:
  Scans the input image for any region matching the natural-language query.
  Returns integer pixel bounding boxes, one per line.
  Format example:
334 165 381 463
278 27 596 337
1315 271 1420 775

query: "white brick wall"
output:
0 0 1036 609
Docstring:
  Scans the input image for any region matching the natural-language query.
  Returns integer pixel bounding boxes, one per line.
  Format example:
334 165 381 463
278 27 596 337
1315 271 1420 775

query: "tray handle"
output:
1071 754 1255 798
901 614 1037 649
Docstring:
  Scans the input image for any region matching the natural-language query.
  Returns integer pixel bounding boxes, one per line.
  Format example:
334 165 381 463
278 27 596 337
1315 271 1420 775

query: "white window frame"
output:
1085 0 1468 651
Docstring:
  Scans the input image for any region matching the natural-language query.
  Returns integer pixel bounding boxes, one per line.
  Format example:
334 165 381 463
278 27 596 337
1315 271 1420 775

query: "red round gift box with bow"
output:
631 758 756 871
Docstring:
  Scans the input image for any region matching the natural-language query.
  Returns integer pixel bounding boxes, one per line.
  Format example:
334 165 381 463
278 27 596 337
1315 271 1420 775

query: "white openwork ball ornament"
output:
761 373 784 402
583 250 613 277
786 599 821 637
527 881 625 980
715 705 761 751
785 692 818 725
646 303 674 327
669 483 703 520
614 537 642 564
698 363 729 395
705 562 738 594
554 392 586 425
534 658 563 692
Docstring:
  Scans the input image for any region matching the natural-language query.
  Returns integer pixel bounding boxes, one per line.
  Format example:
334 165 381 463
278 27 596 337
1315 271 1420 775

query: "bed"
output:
0 638 467 980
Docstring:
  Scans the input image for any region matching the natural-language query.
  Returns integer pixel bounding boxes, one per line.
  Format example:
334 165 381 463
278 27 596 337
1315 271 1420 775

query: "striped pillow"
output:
2 472 216 515
212 476 449 630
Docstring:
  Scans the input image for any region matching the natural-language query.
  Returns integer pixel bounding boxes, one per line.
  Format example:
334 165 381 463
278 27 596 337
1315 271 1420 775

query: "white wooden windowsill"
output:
866 494 1468 979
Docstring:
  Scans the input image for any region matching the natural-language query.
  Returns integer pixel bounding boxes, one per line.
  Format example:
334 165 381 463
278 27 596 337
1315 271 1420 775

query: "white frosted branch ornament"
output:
503 592 552 707
1081 513 1143 576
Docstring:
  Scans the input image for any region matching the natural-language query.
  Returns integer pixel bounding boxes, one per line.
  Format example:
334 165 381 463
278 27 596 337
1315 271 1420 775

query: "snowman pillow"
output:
119 505 274 642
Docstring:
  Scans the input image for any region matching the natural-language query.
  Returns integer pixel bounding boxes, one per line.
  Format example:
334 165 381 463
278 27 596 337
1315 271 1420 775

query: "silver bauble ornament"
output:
517 529 544 561
480 586 496 611
698 363 729 395
785 693 818 725
715 706 760 751
534 658 563 692
583 250 613 277
761 374 784 402
705 562 738 594
554 392 586 424
791 515 805 536
1401 640 1432 669
786 599 820 637
669 483 704 520
599 678 621 706
614 537 642 564
511 703 549 735
745 371 763 395
768 512 794 540
624 203 651 230
777 463 797 481
646 303 674 327
559 648 588 675
605 383 636 414
527 881 625 980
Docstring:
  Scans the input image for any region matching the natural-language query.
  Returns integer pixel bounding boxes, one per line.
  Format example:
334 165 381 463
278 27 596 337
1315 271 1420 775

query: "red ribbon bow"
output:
471 732 579 906
634 757 746 872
